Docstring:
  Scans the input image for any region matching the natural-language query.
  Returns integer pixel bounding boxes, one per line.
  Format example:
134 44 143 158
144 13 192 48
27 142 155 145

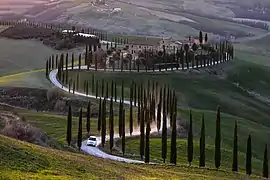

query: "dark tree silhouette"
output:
170 97 177 165
205 33 208 43
215 106 221 169
66 105 72 146
98 98 102 132
263 144 268 179
140 109 145 160
188 110 193 166
246 135 252 176
199 31 203 45
122 109 126 155
101 98 106 147
77 108 83 150
199 114 205 167
232 120 238 172
109 98 114 153
145 109 150 163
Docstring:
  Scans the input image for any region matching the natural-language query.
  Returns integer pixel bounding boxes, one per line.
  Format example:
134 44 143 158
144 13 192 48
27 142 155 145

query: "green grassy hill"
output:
0 135 259 180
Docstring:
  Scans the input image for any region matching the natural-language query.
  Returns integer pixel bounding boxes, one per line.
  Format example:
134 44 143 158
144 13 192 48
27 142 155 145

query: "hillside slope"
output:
0 135 254 180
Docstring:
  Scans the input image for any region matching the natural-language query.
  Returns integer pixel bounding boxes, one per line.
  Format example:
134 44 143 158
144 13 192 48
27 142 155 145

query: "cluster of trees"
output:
45 40 234 78
64 76 269 178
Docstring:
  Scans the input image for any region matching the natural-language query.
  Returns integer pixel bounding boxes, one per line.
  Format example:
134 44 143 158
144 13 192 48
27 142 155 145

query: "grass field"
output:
0 38 57 77
0 135 261 180
0 106 139 149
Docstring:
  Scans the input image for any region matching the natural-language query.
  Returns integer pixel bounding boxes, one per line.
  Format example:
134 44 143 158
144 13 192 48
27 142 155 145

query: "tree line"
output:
45 41 234 79
64 76 268 178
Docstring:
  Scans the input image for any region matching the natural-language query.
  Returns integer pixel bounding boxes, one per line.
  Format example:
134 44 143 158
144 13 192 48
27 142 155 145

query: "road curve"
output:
49 58 228 163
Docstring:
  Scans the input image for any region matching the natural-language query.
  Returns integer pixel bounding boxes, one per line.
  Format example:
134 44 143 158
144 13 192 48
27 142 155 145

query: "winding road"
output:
49 58 228 163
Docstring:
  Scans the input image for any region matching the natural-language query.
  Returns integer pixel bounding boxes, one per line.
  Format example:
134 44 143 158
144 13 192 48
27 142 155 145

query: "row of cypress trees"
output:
65 74 269 178
45 40 234 78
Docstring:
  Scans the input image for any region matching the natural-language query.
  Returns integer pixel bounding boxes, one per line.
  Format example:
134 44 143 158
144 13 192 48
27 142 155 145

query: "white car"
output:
87 136 97 147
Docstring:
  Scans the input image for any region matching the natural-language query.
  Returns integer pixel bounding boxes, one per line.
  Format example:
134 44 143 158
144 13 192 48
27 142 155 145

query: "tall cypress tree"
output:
162 106 167 163
246 135 252 176
79 54 81 70
77 108 83 150
199 114 206 167
263 144 268 179
101 98 106 147
188 110 193 166
122 109 126 155
145 109 150 163
232 120 238 172
86 101 91 135
157 100 161 132
215 106 221 169
46 60 49 77
114 82 117 102
119 100 123 138
66 105 72 146
140 109 145 160
109 98 114 153
71 53 74 69
96 80 99 98
170 97 177 165
98 98 102 132
129 83 133 135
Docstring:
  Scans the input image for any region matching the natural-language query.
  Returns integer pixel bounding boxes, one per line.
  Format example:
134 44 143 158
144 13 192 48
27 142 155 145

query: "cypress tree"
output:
86 81 89 95
134 83 137 107
98 98 102 132
121 80 124 101
66 105 72 146
76 73 79 91
77 108 82 150
114 82 117 102
72 81 75 94
119 100 123 138
86 101 91 135
199 114 205 167
162 105 167 163
246 135 252 176
199 31 203 45
71 53 74 69
145 109 150 163
215 106 221 169
96 80 99 98
157 100 161 132
109 98 114 153
188 110 193 166
129 82 133 135
101 98 106 147
111 80 114 98
79 54 81 70
105 81 109 98
170 97 177 165
122 109 125 155
263 144 268 179
46 60 49 77
65 53 68 71
140 108 145 160
232 120 238 172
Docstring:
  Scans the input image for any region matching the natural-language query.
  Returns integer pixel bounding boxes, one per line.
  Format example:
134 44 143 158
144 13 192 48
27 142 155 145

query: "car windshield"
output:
89 137 96 141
